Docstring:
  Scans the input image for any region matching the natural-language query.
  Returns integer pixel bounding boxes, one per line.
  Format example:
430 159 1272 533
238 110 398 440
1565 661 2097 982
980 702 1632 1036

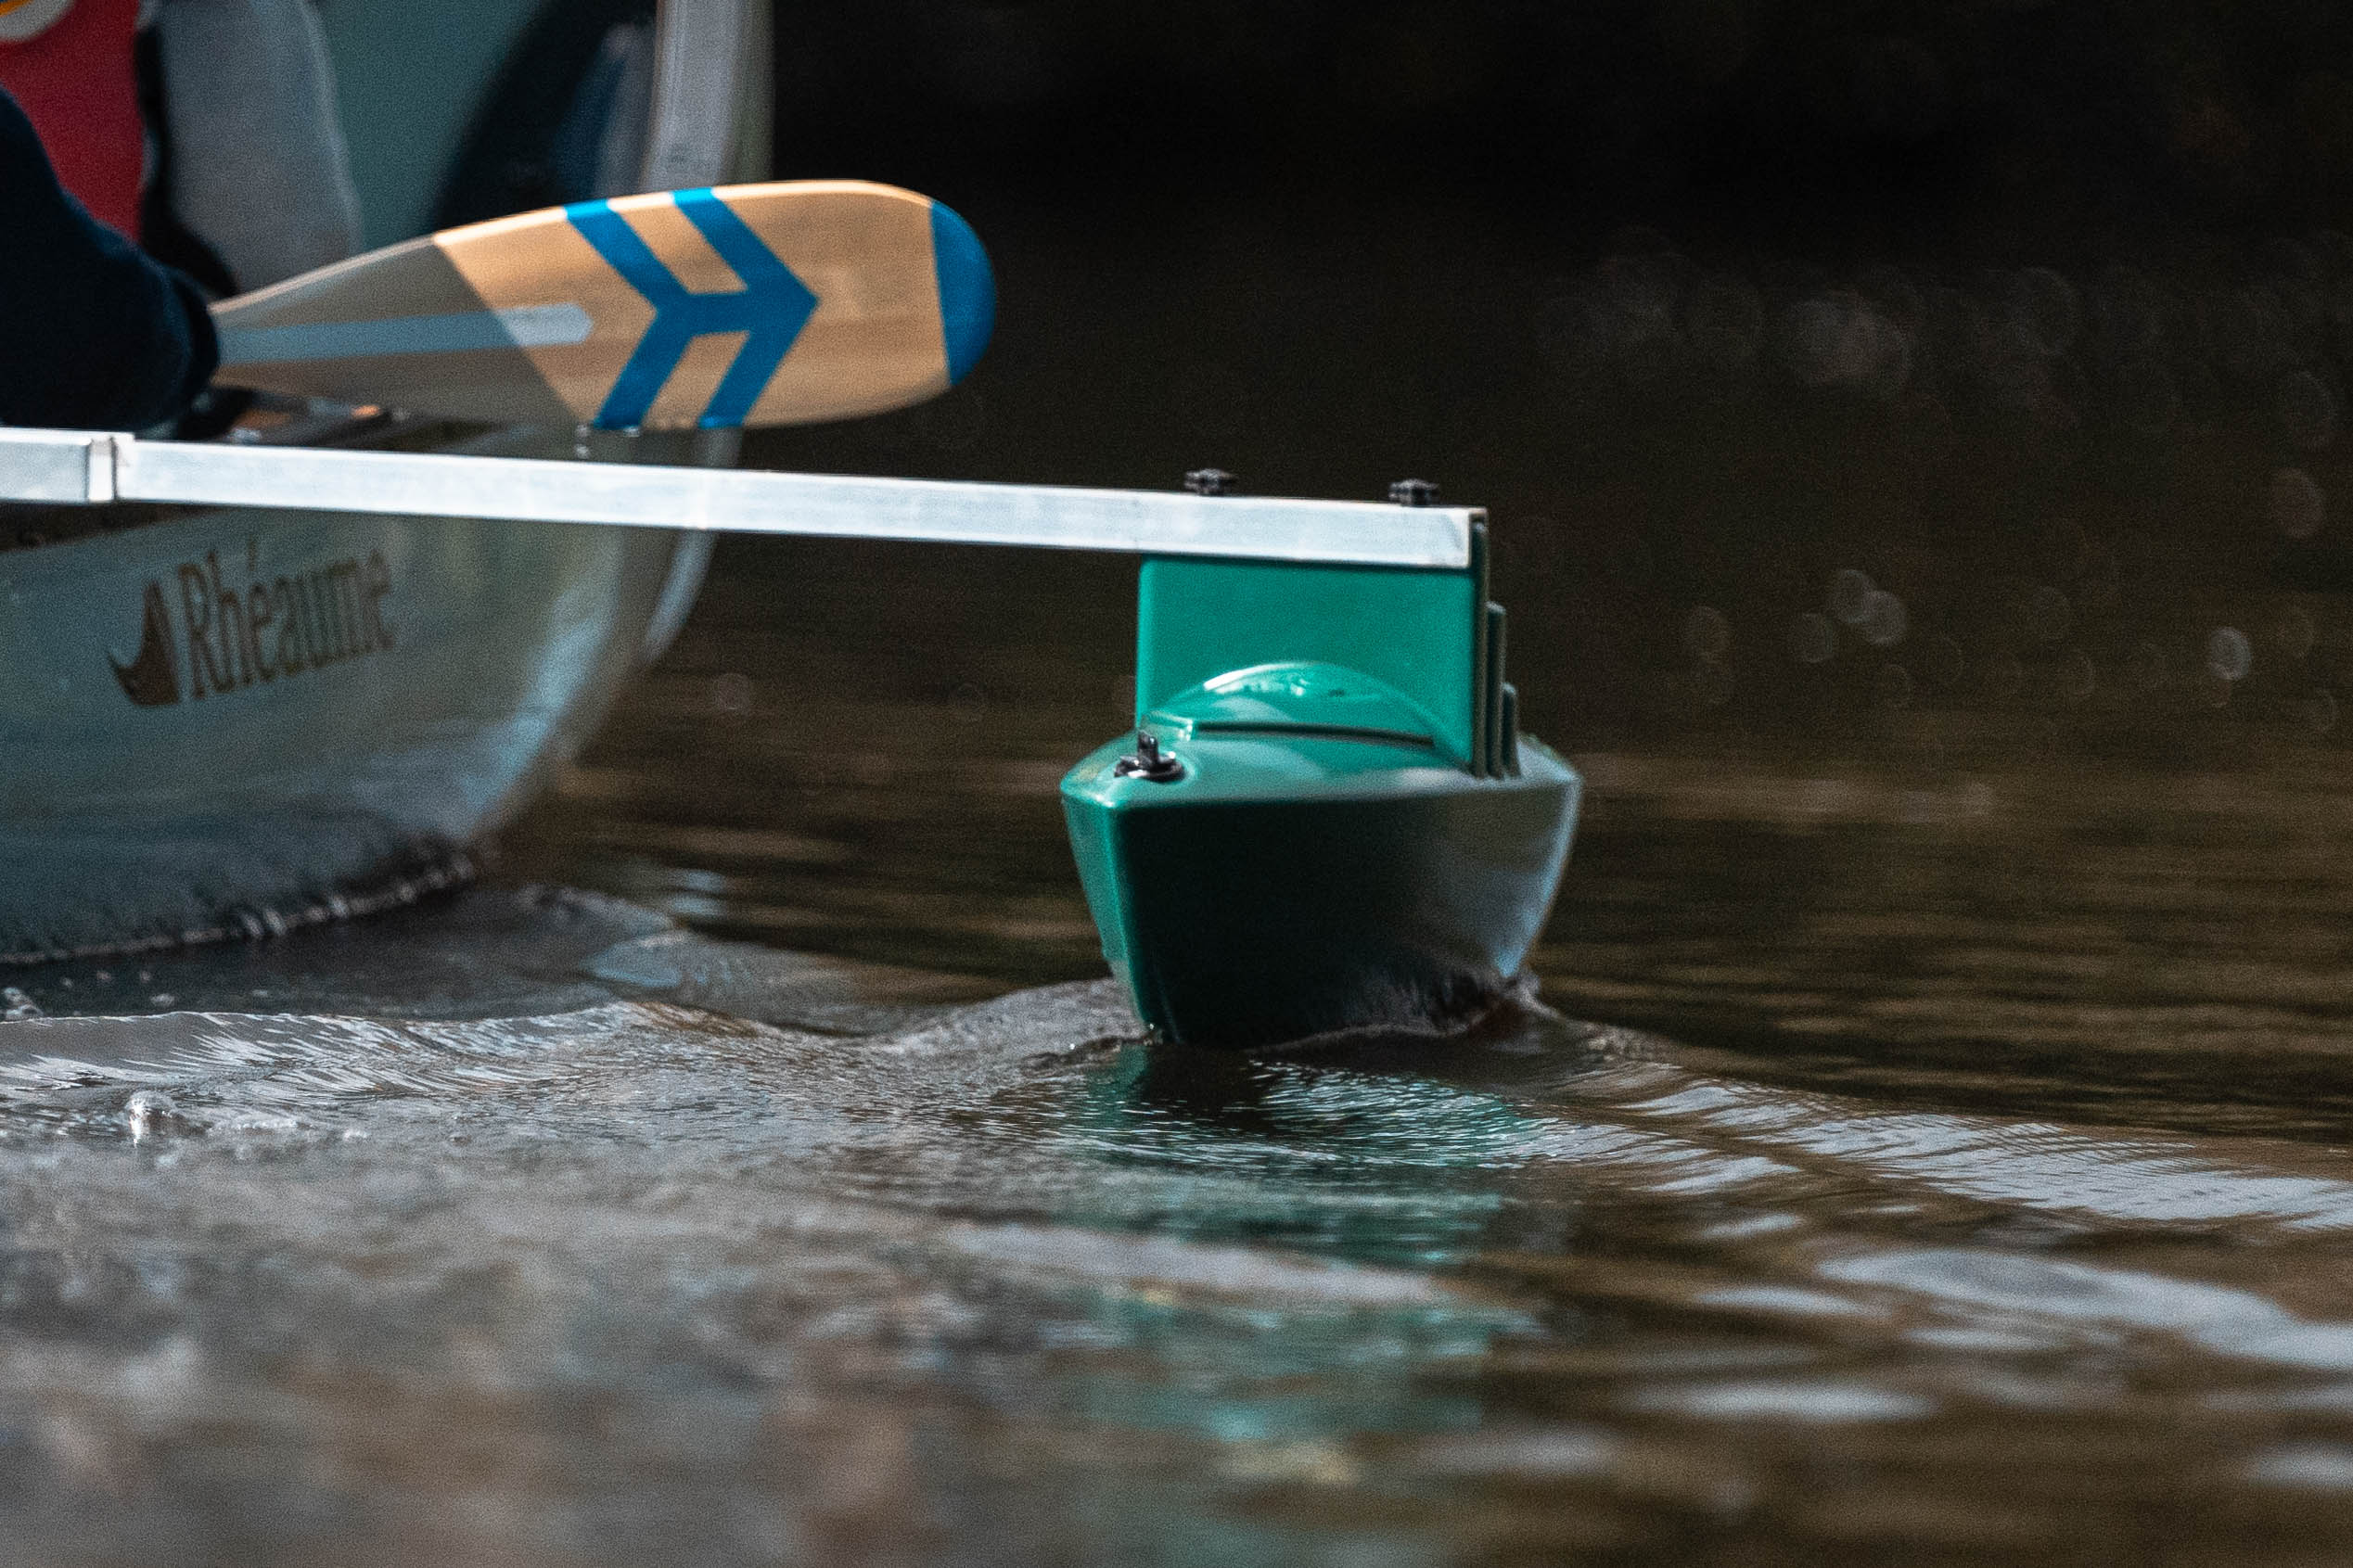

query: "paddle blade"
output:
209 181 996 432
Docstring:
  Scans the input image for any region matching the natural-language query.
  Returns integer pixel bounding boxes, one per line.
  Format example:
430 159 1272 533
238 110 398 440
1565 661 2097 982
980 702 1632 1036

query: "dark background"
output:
726 0 2353 750
768 0 2353 250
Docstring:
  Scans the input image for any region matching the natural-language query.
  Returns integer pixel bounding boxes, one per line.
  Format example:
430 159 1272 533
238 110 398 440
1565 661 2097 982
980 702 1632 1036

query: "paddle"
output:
208 181 995 433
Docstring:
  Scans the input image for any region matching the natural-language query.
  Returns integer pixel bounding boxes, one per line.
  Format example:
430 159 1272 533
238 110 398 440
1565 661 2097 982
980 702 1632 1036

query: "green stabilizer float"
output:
1061 494 1581 1049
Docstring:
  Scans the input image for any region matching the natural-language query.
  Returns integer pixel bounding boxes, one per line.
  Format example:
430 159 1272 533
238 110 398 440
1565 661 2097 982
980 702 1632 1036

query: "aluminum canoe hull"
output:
0 433 699 962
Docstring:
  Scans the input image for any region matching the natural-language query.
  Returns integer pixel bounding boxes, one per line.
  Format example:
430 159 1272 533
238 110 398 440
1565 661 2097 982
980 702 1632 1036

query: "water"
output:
5 518 2353 1564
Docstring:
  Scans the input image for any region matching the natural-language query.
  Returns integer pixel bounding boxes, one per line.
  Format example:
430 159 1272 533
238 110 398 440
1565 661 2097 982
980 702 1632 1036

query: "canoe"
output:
0 423 702 961
0 0 768 962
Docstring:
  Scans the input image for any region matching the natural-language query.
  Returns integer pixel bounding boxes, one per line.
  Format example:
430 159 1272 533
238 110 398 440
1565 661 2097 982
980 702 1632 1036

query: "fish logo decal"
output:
109 542 397 710
109 580 181 708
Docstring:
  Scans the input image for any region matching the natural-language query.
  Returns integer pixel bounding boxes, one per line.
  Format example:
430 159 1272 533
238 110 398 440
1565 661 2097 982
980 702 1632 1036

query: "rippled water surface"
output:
8 529 2353 1564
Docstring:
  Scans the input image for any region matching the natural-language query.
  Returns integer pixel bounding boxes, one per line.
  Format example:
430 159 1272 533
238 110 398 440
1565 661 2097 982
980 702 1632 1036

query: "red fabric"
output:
0 0 145 238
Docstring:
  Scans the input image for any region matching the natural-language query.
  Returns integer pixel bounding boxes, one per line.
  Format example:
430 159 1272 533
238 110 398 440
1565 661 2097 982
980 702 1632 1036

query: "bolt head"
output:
1113 730 1185 782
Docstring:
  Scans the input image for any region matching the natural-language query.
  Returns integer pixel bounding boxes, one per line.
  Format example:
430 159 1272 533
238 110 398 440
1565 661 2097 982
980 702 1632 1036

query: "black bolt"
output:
1184 468 1237 496
1113 730 1186 783
1388 478 1439 507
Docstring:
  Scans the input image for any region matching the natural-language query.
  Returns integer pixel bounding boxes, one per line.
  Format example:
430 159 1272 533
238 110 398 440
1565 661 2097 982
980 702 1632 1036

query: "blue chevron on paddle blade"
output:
564 192 818 429
928 200 994 386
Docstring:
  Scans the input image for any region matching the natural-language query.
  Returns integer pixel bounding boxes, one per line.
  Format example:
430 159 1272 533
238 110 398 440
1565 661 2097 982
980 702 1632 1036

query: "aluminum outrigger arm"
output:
0 427 1476 570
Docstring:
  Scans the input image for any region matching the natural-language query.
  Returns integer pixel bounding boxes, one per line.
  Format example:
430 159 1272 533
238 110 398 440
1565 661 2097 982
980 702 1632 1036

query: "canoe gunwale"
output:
0 403 482 557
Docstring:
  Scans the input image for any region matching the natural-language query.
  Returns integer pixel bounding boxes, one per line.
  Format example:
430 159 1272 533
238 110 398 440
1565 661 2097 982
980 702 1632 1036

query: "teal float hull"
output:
1062 732 1579 1048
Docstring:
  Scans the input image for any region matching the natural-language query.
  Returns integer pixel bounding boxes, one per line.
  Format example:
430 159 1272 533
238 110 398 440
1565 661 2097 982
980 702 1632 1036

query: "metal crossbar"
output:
0 428 1476 569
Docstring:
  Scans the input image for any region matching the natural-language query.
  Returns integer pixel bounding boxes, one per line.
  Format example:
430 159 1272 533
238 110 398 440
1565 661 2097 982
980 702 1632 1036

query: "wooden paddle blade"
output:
208 181 995 432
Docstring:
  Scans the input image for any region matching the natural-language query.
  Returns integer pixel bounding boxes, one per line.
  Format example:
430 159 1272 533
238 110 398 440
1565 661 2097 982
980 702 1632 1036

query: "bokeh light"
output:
2207 627 2255 682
